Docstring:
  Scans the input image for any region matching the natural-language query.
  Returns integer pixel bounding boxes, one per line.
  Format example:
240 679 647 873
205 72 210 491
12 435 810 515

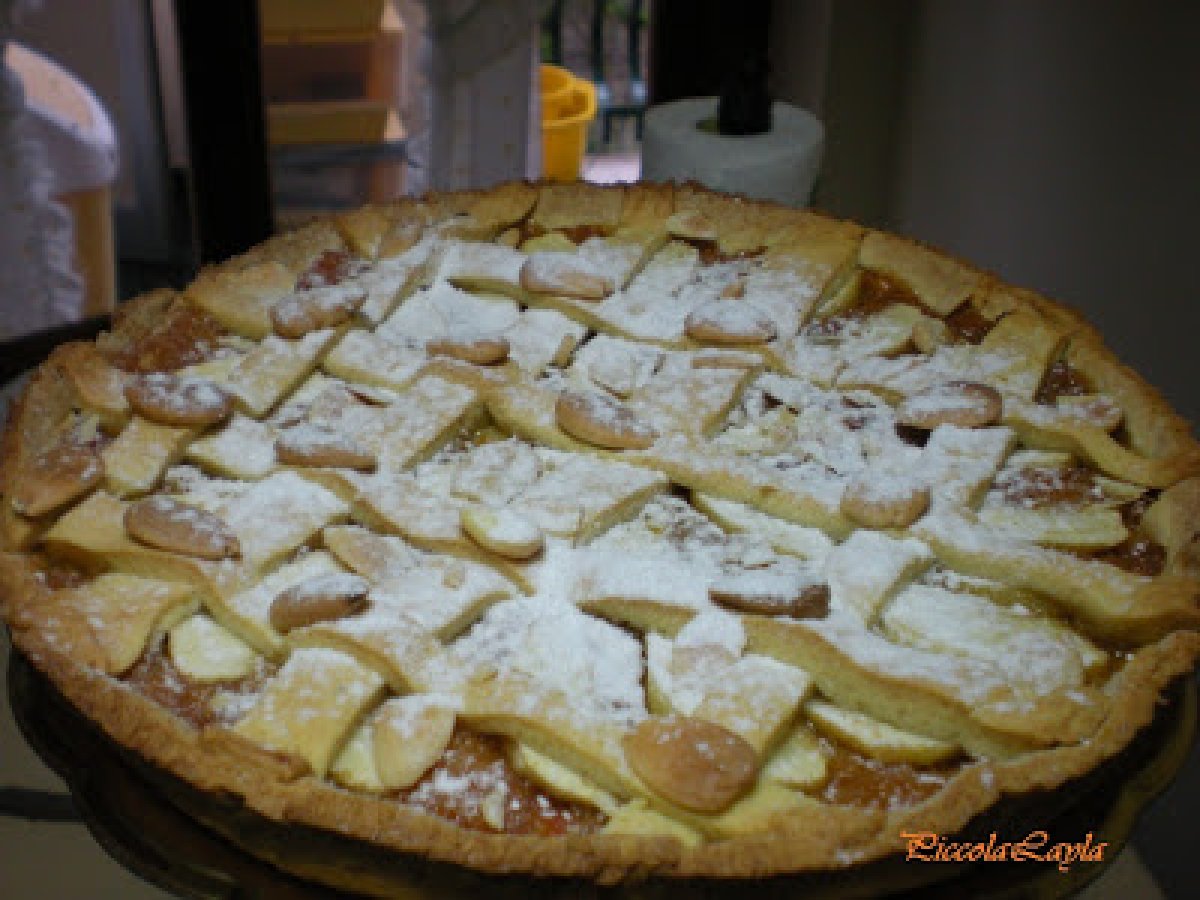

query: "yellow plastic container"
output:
539 64 575 119
541 76 596 182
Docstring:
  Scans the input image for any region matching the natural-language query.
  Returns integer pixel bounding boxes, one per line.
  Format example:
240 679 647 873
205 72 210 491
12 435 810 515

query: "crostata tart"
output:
2 181 1198 889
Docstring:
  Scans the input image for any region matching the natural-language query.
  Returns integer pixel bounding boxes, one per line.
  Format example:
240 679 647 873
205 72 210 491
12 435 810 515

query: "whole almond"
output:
269 573 370 632
271 285 366 338
623 716 758 813
685 300 778 345
460 505 545 559
276 426 377 471
125 373 232 427
426 333 511 366
709 574 830 619
124 496 241 560
895 381 1003 430
11 443 103 517
520 253 614 301
840 475 931 529
555 390 659 450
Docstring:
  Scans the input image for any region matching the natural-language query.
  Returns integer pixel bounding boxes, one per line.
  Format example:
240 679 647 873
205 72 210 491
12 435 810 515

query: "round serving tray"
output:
8 648 1196 899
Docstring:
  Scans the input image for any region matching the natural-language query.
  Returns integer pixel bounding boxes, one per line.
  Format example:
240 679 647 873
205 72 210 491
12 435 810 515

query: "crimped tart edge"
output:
1 182 1199 885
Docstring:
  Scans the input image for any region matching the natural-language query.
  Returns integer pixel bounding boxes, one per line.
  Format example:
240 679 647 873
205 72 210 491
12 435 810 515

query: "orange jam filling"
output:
820 738 959 810
36 557 89 591
1035 359 1093 405
854 269 924 316
853 270 995 343
125 648 275 730
943 302 995 343
400 728 607 836
297 249 367 289
694 242 764 266
1089 538 1167 577
998 467 1167 576
514 222 610 246
105 304 227 373
560 224 612 245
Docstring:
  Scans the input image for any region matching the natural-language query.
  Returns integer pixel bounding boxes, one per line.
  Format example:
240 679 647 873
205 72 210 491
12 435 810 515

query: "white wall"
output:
890 1 1200 424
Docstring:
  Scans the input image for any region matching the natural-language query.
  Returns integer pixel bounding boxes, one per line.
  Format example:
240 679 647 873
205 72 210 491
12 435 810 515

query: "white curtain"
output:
0 0 83 339
399 0 540 193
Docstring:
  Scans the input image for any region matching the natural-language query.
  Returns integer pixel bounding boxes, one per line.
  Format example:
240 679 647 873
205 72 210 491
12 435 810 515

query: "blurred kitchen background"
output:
1 0 1198 896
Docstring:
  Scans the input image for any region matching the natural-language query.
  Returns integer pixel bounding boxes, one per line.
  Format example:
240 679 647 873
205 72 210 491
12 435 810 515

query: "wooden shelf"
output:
259 1 396 43
267 100 403 146
258 1 408 204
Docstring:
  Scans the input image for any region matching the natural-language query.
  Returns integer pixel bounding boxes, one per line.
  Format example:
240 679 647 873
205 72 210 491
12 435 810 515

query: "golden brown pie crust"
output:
2 182 1199 889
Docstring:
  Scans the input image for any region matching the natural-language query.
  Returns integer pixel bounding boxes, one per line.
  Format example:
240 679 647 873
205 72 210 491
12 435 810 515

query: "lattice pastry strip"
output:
363 276 588 378
207 550 346 659
230 646 386 778
822 529 932 624
977 504 1129 550
321 329 430 392
488 346 758 466
354 246 437 326
379 280 519 346
322 524 511 639
269 374 483 496
858 231 985 317
218 328 343 418
290 612 450 696
645 611 813 753
168 612 260 683
185 413 279 481
170 469 348 571
578 337 760 438
330 694 459 793
574 506 1100 757
1003 397 1200 488
13 573 199 676
436 238 528 296
641 379 891 538
879 584 1109 696
354 443 666 591
691 493 835 565
186 262 299 340
510 742 622 815
742 611 1102 757
506 235 679 336
42 491 253 599
803 701 958 766
914 425 1016 509
777 303 943 387
101 416 198 497
913 506 1200 642
577 495 829 623
504 308 588 375
837 307 1066 406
